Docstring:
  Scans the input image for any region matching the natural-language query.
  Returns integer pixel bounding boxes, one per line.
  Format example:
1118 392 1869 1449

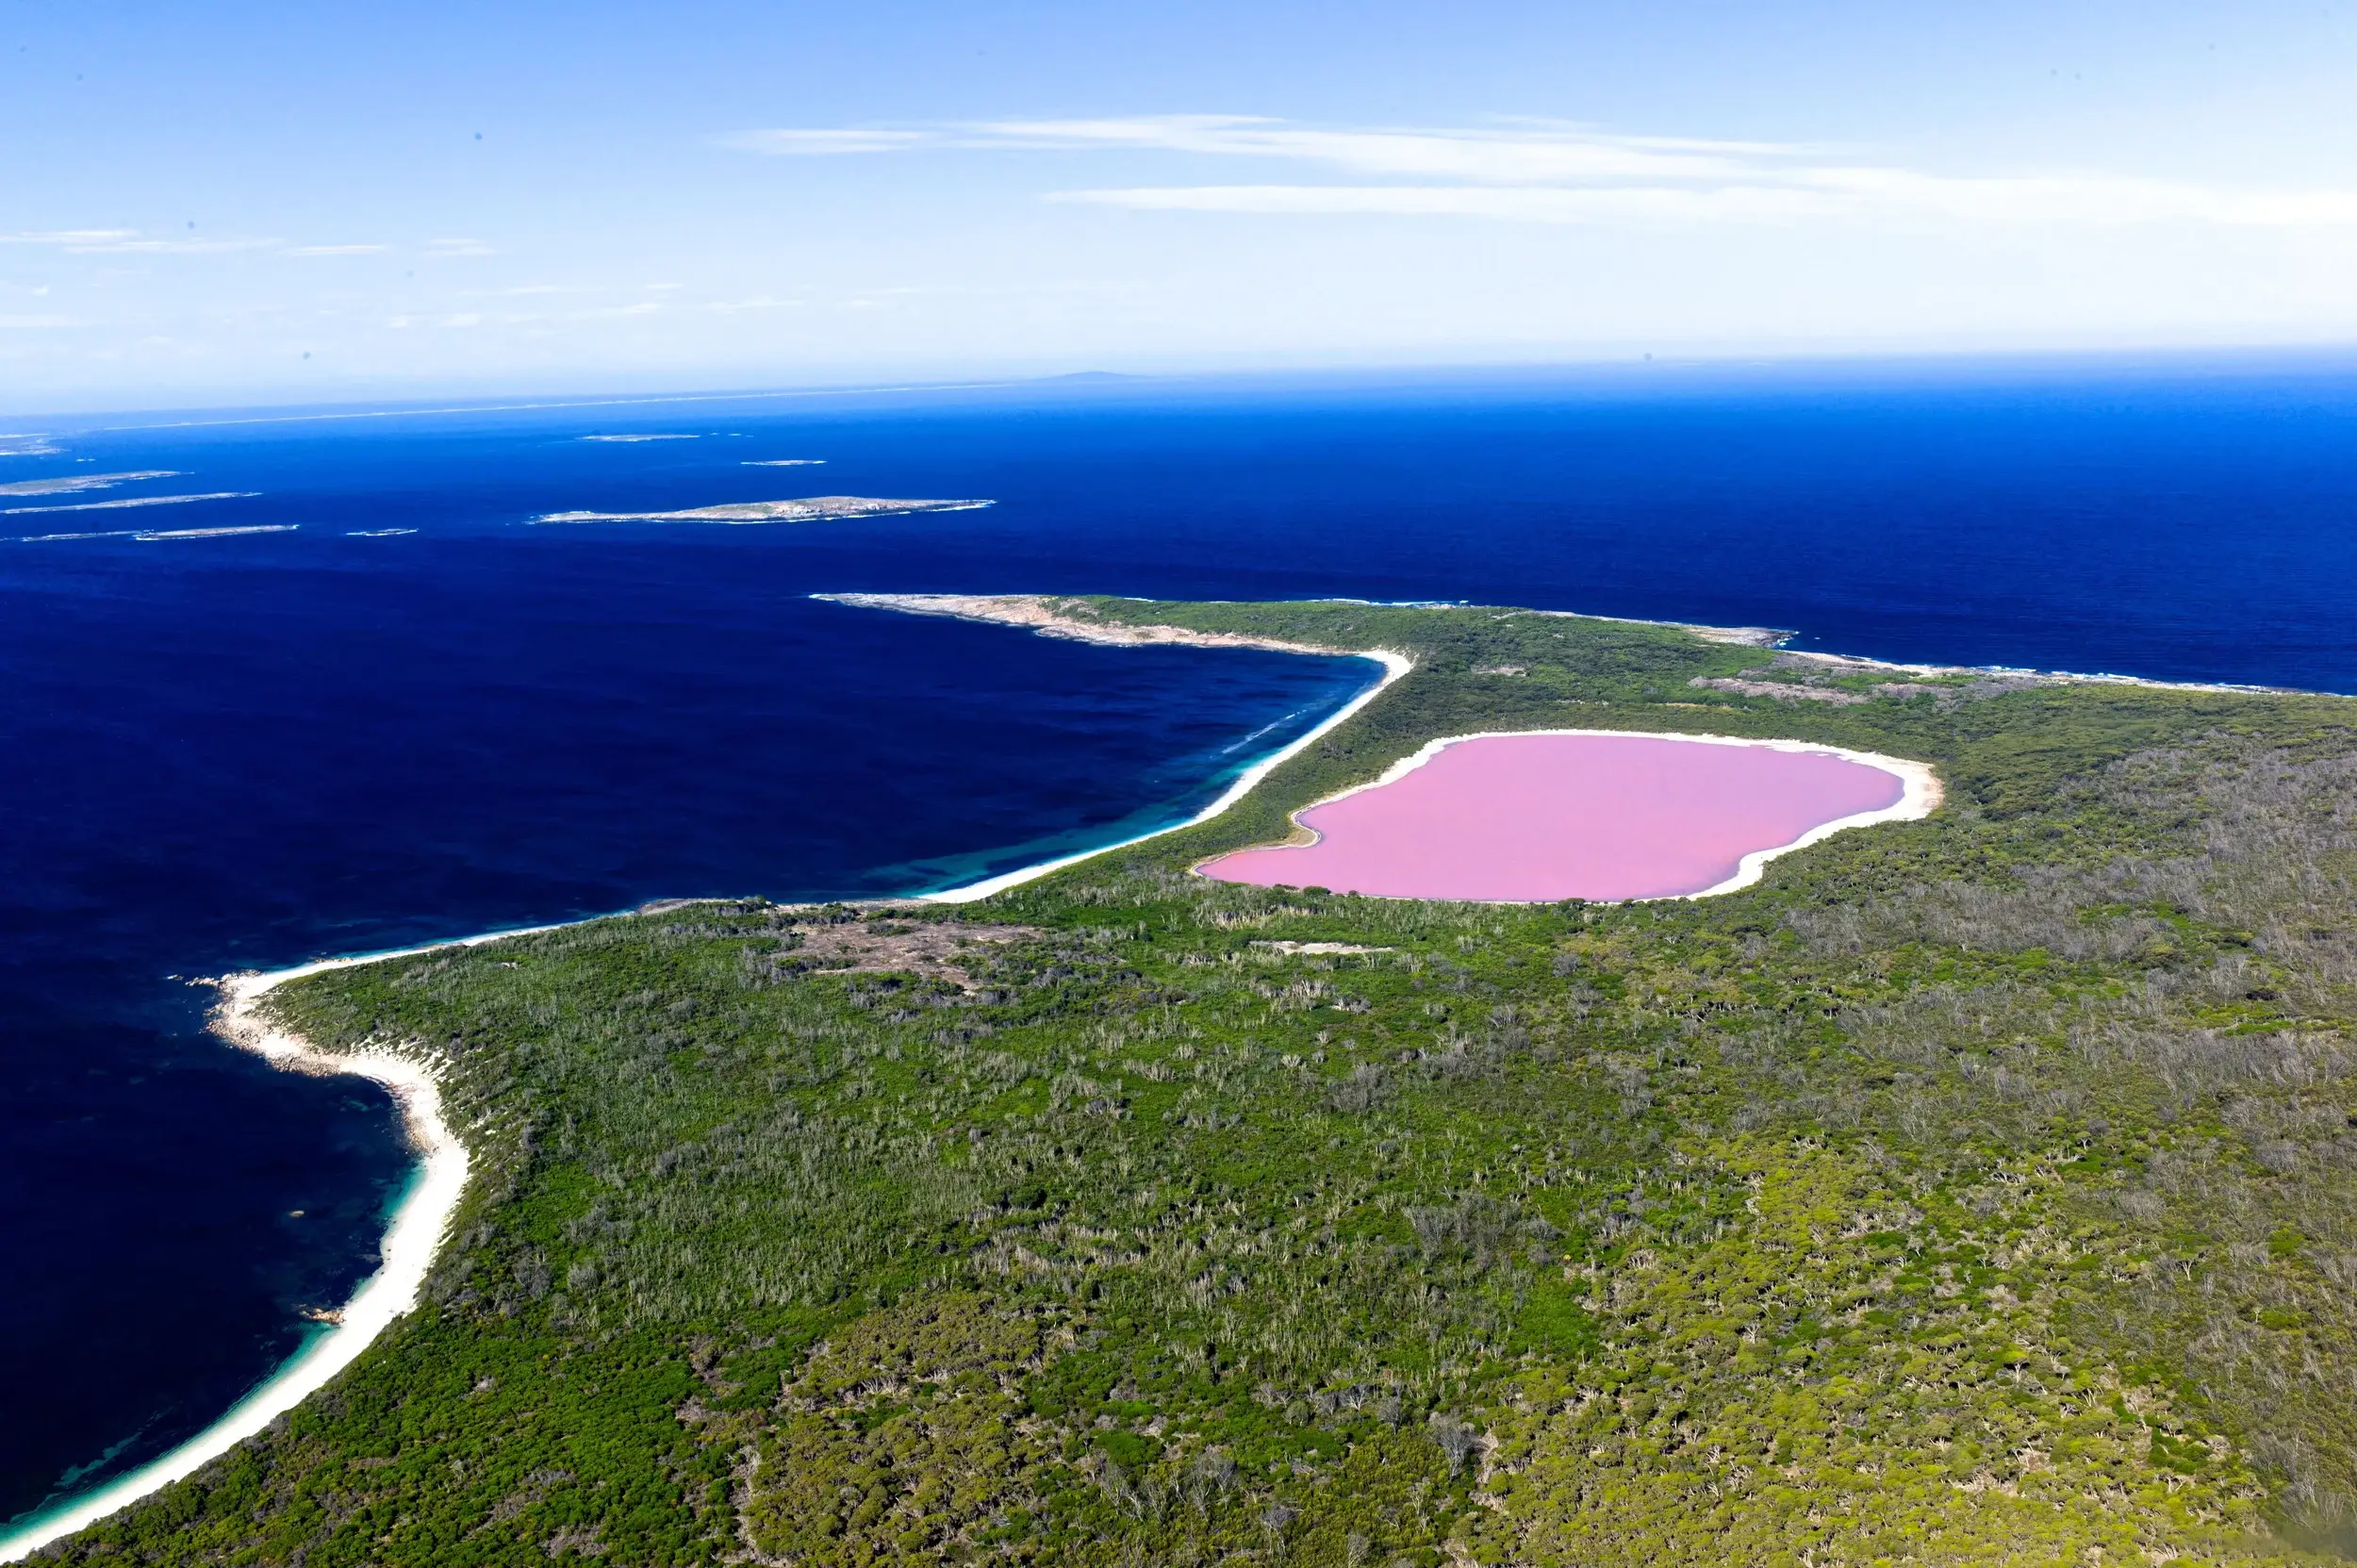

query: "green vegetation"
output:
50 597 2357 1565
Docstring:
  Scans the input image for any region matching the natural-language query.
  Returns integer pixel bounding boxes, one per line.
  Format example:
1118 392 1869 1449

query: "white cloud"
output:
1051 185 1844 223
1804 166 2357 226
424 238 501 257
387 294 803 334
1 228 282 253
727 114 2357 230
284 244 387 256
1054 177 2357 227
972 116 1787 186
77 236 279 254
722 128 933 156
553 295 798 322
2 229 140 245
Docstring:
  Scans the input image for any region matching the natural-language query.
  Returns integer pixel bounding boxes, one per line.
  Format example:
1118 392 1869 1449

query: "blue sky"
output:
6 0 2357 407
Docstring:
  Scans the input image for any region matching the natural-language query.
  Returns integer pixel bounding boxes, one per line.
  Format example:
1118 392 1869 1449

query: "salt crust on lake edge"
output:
818 593 1943 904
16 586 2217 1555
1196 730 1944 904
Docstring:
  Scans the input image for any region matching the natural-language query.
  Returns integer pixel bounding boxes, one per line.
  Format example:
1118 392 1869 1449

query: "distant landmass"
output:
5 492 258 519
0 470 179 498
533 495 993 525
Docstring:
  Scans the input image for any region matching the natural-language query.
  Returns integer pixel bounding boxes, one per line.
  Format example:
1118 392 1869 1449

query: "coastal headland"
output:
821 589 1785 655
22 595 2357 1565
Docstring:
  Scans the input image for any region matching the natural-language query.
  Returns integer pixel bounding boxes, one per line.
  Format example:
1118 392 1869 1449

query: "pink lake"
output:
1198 733 1916 902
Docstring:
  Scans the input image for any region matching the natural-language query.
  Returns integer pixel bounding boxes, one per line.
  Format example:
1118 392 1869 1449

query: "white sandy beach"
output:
0 595 1402 1552
816 594 1420 902
0 930 552 1562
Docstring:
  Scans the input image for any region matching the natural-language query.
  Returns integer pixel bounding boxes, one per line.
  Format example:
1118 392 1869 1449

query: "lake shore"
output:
1198 729 1943 903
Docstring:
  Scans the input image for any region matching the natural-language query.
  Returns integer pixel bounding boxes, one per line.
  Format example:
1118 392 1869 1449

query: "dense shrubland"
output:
46 600 2357 1565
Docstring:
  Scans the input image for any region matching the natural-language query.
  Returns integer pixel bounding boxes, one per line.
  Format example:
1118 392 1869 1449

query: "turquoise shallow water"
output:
8 357 2357 1529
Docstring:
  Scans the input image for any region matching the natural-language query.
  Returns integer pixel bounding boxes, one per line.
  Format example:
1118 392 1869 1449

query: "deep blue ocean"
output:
6 355 2357 1531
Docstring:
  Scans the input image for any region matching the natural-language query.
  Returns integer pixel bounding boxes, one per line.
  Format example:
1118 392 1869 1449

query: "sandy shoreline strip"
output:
0 926 570 1563
0 585 1421 1551
814 593 1417 903
0 585 1423 1550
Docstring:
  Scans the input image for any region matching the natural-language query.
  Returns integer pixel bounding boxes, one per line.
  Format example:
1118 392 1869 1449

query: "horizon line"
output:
12 339 2357 431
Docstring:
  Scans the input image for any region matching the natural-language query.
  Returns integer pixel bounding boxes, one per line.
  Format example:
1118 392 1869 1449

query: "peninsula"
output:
23 595 2357 1567
533 496 992 525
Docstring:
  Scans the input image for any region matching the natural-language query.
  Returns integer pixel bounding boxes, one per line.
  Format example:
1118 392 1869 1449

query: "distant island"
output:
3 491 257 518
0 470 179 498
533 495 993 525
22 595 2357 1566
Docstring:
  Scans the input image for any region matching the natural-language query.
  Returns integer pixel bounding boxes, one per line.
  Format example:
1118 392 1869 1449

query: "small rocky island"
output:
533 495 992 524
